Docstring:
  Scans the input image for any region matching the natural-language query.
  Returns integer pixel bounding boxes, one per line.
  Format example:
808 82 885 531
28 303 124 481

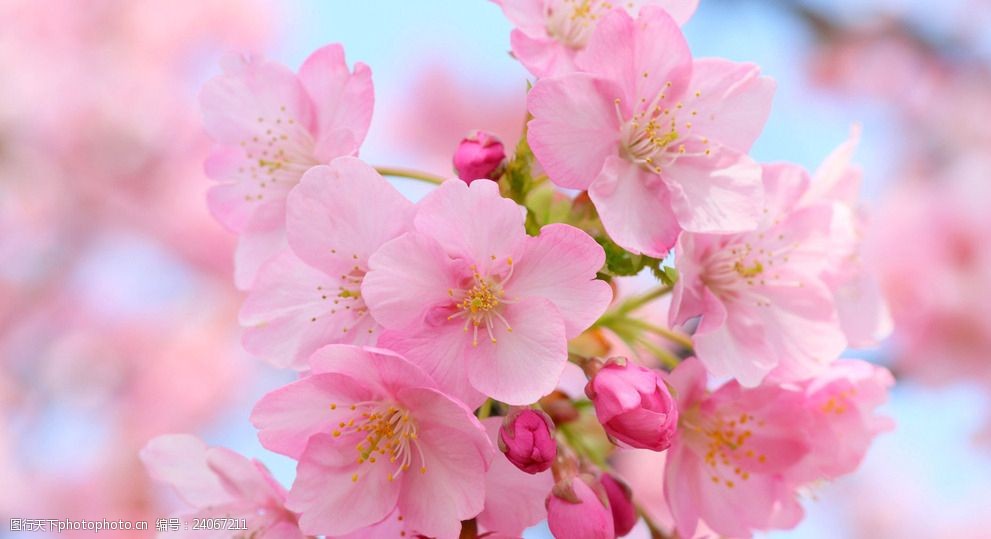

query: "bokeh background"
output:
2 1 990 537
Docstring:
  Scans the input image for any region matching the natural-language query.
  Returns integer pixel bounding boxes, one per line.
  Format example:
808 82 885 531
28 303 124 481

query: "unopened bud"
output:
453 130 506 183
600 473 637 537
498 408 557 474
585 358 678 451
546 474 615 539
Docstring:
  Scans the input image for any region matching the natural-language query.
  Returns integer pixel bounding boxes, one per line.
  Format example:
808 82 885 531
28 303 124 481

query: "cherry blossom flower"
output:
492 0 699 78
201 44 374 288
801 128 892 348
527 6 774 257
362 179 612 406
663 358 892 538
585 358 678 451
140 434 302 539
239 158 415 369
250 345 493 538
670 163 846 386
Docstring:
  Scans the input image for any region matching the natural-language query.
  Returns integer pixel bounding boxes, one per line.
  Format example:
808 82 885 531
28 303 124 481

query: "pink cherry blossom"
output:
239 158 415 369
493 0 699 78
362 179 612 406
140 434 303 539
801 128 892 348
250 345 493 538
527 6 774 256
547 474 615 539
663 358 811 538
670 163 847 386
479 417 554 536
663 357 893 538
201 44 374 288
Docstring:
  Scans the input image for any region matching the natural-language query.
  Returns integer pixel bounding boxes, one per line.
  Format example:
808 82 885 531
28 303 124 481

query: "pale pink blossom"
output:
527 6 773 256
802 128 892 348
201 44 374 288
251 345 493 538
670 163 846 386
362 179 612 405
239 158 415 369
493 0 699 78
140 434 302 539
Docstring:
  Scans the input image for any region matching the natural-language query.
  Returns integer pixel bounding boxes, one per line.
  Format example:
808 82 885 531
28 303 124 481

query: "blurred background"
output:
1 1 989 537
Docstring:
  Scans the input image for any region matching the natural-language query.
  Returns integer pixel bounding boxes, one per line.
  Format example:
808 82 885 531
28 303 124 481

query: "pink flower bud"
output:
585 359 678 451
452 130 506 183
546 475 615 539
498 408 557 474
600 473 637 537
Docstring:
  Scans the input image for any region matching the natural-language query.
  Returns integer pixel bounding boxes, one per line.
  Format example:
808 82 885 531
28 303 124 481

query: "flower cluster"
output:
143 3 895 538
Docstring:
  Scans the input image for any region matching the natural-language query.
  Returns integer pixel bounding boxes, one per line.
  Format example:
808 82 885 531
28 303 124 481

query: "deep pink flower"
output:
600 473 638 537
201 44 374 288
250 345 493 538
362 179 612 406
670 163 847 386
493 0 699 78
454 130 507 183
585 359 678 451
498 407 558 473
140 434 302 539
239 158 415 369
527 6 774 256
479 417 554 536
546 474 615 539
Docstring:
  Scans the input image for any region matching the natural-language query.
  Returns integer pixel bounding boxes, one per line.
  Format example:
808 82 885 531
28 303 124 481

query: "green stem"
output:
596 285 672 327
375 166 446 185
633 334 681 369
476 399 494 420
624 318 694 351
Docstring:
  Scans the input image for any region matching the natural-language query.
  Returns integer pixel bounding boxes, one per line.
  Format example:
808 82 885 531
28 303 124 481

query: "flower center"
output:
330 401 427 483
448 259 515 347
614 84 712 174
546 0 607 48
682 409 767 489
312 252 372 336
238 104 319 203
700 232 805 307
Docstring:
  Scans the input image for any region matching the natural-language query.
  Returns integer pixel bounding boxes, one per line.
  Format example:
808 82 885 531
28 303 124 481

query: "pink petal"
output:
396 387 493 539
510 29 578 78
684 58 775 152
200 57 314 145
250 372 374 458
508 223 612 338
467 297 568 405
233 216 287 290
298 44 374 153
378 327 486 410
664 444 704 539
286 159 415 275
693 288 777 387
476 418 552 536
288 434 400 536
240 250 374 370
527 74 623 190
588 156 681 257
655 0 700 24
576 6 692 108
363 232 462 330
205 448 280 507
139 434 234 508
662 142 763 234
306 345 437 400
492 0 547 34
413 180 526 273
